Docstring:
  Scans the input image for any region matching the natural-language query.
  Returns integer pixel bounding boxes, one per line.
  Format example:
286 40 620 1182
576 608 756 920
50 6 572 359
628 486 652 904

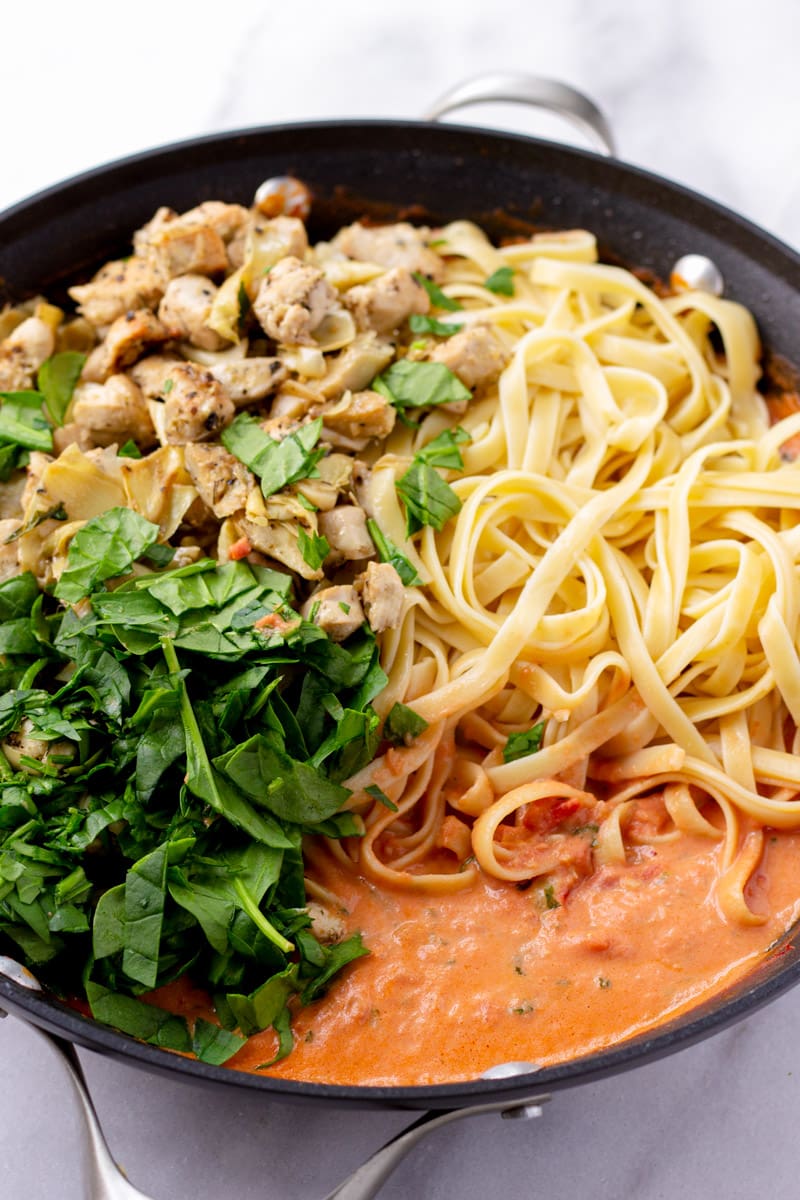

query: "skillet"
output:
0 72 799 1117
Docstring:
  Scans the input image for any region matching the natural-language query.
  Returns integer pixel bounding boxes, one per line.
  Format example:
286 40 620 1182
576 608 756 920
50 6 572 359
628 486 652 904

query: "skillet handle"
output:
424 72 616 157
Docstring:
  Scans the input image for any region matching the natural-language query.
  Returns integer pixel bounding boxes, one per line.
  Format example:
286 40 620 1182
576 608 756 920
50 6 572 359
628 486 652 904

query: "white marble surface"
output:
2 1 800 1197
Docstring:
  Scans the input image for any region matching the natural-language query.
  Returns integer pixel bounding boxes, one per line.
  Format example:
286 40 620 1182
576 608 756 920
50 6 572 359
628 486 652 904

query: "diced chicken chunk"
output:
209 358 287 406
183 443 254 518
317 333 394 399
71 375 156 448
128 354 183 400
160 363 235 444
0 519 20 582
52 423 94 455
158 275 229 350
344 268 429 334
82 309 169 382
358 561 405 632
0 317 55 390
306 902 345 944
314 389 396 450
147 220 228 279
69 258 165 328
178 201 250 244
334 222 445 282
301 585 364 642
318 506 374 564
252 256 336 346
430 323 508 390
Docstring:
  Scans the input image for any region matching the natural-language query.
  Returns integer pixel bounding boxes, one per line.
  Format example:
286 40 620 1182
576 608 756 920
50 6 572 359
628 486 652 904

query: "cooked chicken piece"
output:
358 561 405 633
82 310 170 383
306 902 345 944
71 375 156 448
0 519 20 582
183 443 254 518
158 275 229 351
252 256 336 346
301 585 364 642
147 220 228 280
314 389 396 450
333 222 445 282
344 268 429 334
209 357 287 405
177 201 250 244
160 363 235 444
128 354 184 400
69 258 165 328
0 317 55 390
430 323 508 390
228 214 309 270
318 506 374 564
171 544 204 568
52 422 94 455
317 333 394 399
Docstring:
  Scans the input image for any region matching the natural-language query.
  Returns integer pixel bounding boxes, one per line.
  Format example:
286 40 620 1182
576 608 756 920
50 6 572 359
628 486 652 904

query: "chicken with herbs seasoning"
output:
0 177 509 646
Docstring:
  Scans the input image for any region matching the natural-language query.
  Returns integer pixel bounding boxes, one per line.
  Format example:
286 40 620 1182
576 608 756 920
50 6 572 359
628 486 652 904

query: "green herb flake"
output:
412 272 463 311
222 414 324 498
503 722 545 763
484 265 516 296
396 459 461 535
297 527 329 571
598 976 612 989
365 783 399 812
118 440 143 459
372 360 471 412
37 352 86 426
408 313 463 338
383 702 428 746
366 519 421 587
543 884 560 910
4 503 67 544
162 378 174 395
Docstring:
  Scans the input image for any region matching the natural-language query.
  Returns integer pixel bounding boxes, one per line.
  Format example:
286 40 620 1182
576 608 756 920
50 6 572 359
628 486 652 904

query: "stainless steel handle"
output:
424 71 616 157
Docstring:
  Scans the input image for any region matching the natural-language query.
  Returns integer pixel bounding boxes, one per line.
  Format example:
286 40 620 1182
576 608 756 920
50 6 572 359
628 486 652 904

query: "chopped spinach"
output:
503 722 545 763
372 360 471 412
412 273 463 312
37 352 86 426
383 702 428 746
484 266 515 296
408 314 463 337
222 414 324 498
396 459 462 535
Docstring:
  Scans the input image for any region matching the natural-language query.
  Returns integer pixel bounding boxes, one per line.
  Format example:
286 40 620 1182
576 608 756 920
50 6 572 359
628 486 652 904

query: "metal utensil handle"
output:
424 71 616 157
324 1093 549 1200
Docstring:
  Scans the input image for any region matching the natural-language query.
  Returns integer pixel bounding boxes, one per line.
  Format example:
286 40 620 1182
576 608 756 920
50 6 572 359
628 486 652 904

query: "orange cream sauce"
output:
157 831 800 1086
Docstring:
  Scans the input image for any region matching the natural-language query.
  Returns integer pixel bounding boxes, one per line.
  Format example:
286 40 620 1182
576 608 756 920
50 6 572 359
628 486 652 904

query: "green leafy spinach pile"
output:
0 506 395 1067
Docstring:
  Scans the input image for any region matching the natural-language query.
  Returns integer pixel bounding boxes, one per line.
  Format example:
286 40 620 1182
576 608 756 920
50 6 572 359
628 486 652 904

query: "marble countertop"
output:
2 1 800 1197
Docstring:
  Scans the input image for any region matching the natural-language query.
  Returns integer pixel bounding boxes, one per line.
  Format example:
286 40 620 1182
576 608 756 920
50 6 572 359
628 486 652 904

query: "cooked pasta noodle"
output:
331 221 800 925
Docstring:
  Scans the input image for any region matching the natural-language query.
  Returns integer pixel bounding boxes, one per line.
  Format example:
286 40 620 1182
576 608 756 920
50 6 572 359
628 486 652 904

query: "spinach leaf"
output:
299 933 369 1003
54 508 162 603
0 391 53 452
37 352 86 426
414 426 470 470
0 442 27 481
412 272 463 311
192 1018 246 1065
0 572 40 621
372 361 471 411
503 722 545 763
484 265 516 296
122 843 168 989
227 963 298 1037
366 519 421 586
408 314 463 337
222 414 324 497
87 982 191 1051
216 734 350 826
365 783 398 812
383 702 428 746
396 459 461 534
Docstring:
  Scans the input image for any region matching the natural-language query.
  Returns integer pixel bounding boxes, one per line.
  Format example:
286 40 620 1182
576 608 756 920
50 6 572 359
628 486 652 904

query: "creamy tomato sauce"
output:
155 830 800 1086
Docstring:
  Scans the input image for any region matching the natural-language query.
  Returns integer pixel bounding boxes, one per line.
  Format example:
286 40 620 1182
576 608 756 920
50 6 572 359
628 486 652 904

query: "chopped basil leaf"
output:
118 440 142 459
412 272 463 311
543 884 560 910
4 503 67 544
222 414 324 498
408 313 463 337
503 722 545 763
484 266 516 296
414 426 470 470
366 519 421 587
396 459 462 535
0 392 53 452
298 527 329 570
365 783 398 812
37 352 86 426
372 360 470 411
54 507 163 603
383 702 428 746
